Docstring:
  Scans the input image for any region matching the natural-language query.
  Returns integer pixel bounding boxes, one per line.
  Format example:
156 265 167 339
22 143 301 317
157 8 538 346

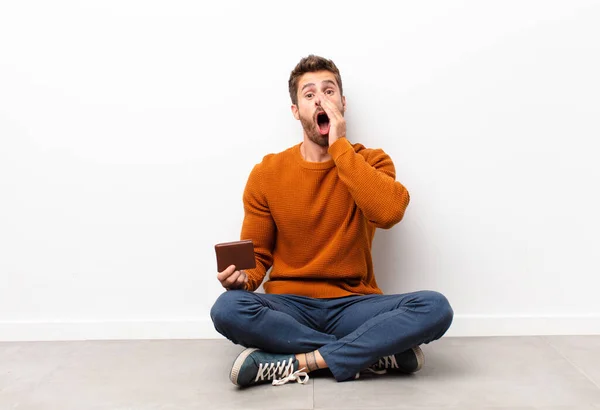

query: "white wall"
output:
1 0 599 341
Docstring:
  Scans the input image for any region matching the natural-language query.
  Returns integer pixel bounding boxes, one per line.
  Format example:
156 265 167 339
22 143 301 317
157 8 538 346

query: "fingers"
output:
217 266 248 290
320 97 346 143
221 269 243 289
216 264 236 283
320 97 342 120
231 271 248 290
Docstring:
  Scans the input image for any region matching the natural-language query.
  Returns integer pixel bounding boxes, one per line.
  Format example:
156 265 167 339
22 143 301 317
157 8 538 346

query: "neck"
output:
301 136 331 162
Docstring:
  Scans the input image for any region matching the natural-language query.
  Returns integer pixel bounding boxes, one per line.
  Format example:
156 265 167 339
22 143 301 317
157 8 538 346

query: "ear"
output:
291 104 300 120
342 96 347 113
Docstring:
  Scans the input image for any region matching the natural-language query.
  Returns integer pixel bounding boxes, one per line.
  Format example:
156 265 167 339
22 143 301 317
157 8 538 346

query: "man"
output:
210 55 453 388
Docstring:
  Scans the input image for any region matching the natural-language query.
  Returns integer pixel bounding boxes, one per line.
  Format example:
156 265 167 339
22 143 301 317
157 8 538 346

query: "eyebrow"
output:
301 79 337 92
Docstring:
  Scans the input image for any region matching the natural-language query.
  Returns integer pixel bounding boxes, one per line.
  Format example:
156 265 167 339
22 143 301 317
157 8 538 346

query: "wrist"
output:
328 136 350 159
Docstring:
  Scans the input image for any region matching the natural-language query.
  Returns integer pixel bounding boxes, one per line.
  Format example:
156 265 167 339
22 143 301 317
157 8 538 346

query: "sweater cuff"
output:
328 137 352 161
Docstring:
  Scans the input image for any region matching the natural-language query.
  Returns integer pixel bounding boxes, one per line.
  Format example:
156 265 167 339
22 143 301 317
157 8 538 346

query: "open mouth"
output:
316 111 330 135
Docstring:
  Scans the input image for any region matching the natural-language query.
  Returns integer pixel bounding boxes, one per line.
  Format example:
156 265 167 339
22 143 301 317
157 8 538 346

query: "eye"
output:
305 93 314 99
325 89 334 95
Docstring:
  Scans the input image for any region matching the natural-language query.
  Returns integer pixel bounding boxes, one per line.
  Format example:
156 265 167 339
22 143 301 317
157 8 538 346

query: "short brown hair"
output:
288 55 343 106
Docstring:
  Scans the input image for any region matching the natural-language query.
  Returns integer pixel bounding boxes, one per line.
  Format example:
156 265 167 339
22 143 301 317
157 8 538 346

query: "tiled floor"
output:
1 336 600 409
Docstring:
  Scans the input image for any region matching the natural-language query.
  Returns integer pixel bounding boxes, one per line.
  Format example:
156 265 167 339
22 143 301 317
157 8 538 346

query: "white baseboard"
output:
0 320 223 342
1 315 599 342
445 314 600 337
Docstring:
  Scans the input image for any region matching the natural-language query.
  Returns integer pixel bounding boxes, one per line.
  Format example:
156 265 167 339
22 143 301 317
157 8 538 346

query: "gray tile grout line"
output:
540 335 600 391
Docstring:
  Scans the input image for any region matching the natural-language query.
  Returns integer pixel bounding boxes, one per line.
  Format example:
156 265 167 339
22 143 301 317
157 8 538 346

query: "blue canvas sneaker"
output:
371 346 424 374
230 348 309 387
358 346 424 379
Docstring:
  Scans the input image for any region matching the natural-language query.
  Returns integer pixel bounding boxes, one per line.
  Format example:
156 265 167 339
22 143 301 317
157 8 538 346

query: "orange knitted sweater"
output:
241 137 410 298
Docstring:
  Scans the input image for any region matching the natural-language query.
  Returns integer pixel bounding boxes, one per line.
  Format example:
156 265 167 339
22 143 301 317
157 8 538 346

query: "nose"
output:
315 92 325 106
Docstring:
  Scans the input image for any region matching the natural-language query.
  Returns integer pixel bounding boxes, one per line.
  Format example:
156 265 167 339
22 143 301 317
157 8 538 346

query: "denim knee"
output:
421 290 454 324
430 291 454 330
210 290 246 329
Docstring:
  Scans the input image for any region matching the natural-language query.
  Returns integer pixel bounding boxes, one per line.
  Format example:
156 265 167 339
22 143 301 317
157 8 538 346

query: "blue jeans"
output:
210 290 454 381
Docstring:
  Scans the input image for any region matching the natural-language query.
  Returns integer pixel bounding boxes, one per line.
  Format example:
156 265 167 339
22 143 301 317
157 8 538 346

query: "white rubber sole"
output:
230 347 259 386
412 346 424 372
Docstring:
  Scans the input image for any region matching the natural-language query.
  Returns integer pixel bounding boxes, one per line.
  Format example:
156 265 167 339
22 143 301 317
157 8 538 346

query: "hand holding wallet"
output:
214 239 256 273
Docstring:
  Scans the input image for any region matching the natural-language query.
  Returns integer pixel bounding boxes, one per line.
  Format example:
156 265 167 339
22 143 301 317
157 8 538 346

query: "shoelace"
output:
354 355 399 379
376 355 399 370
254 358 309 386
355 367 387 379
272 367 309 386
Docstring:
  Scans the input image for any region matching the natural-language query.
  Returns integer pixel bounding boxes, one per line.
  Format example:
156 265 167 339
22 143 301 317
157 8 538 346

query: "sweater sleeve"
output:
328 137 410 229
240 163 275 291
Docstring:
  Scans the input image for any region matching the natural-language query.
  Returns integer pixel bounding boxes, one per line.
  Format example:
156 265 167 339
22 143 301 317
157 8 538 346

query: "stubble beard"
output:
299 113 329 148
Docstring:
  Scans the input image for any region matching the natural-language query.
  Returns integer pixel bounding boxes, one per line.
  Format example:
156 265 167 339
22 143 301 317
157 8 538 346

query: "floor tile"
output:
313 336 600 409
320 407 600 410
534 406 600 409
317 408 535 410
4 337 600 410
544 336 600 389
0 341 80 409
14 340 313 410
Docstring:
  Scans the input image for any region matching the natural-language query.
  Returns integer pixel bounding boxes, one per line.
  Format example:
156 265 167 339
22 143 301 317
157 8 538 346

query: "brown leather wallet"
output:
214 239 256 272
